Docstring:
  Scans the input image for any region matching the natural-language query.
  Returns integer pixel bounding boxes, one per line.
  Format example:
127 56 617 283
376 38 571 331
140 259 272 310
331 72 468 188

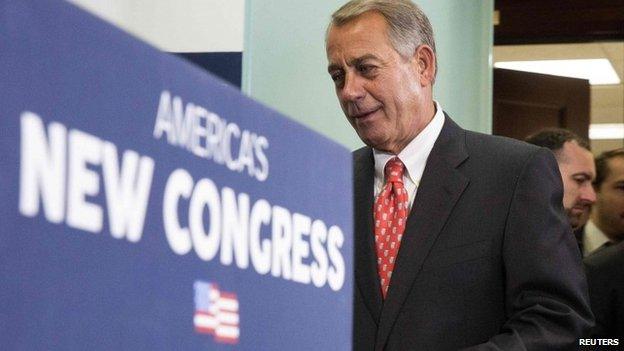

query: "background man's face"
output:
557 141 596 229
594 156 624 239
326 12 429 154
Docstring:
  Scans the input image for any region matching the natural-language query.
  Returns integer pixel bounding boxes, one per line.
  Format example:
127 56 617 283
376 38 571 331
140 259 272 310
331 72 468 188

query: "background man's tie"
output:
374 157 409 298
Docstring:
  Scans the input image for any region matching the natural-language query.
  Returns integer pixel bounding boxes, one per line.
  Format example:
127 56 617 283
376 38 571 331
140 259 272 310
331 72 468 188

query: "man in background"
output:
326 1 593 349
585 148 624 255
526 128 596 232
584 148 624 337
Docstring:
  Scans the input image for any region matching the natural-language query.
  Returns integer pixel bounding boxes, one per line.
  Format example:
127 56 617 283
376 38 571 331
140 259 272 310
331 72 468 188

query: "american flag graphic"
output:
193 280 240 344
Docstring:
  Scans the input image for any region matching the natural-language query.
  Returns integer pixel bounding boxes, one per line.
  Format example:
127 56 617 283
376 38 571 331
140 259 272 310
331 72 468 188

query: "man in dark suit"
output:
325 1 593 349
525 129 597 256
585 241 624 338
584 148 624 337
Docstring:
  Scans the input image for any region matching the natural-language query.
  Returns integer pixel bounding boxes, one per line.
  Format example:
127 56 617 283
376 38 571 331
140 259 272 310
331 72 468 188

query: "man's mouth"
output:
570 205 590 214
351 107 380 119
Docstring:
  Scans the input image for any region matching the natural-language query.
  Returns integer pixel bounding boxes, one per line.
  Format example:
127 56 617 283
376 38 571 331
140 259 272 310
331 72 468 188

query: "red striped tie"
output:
374 157 409 299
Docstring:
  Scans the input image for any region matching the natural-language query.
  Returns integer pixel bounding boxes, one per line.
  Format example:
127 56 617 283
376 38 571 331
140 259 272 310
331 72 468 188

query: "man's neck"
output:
378 100 437 155
590 214 622 243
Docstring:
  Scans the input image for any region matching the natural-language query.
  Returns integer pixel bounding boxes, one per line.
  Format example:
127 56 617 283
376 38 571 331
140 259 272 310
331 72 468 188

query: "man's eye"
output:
331 72 344 83
358 65 375 75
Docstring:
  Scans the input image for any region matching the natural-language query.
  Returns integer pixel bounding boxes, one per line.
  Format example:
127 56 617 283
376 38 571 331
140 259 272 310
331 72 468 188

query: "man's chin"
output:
569 221 581 231
357 132 387 151
566 213 583 230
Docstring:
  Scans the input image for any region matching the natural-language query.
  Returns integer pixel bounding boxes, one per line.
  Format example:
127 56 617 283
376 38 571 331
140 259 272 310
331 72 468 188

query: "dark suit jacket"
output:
584 241 624 338
353 116 593 350
574 226 585 256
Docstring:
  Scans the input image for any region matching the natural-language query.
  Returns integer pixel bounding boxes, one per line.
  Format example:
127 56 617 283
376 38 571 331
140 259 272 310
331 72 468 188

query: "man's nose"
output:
581 184 597 204
340 73 366 101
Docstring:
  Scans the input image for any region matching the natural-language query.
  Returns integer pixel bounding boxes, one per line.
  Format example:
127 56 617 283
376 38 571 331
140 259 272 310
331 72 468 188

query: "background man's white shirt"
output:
583 219 613 257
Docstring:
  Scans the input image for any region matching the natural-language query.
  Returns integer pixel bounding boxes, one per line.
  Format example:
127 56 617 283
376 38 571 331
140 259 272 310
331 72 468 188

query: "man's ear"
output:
414 45 436 85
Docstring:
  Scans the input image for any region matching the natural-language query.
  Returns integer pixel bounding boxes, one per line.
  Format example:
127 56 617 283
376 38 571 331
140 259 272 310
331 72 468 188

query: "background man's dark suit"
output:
353 116 593 350
584 241 624 337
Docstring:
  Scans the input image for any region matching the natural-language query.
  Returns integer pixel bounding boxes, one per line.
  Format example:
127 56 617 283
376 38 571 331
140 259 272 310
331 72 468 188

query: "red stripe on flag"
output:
215 335 239 344
194 326 215 335
220 292 237 300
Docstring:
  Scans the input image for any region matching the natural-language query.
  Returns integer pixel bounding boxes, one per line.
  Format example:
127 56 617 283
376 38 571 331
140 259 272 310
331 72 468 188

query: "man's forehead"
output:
559 140 589 157
558 141 594 170
605 156 624 178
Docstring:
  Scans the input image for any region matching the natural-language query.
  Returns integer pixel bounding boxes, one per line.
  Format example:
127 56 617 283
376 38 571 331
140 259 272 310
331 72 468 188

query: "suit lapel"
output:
374 117 470 350
353 148 383 323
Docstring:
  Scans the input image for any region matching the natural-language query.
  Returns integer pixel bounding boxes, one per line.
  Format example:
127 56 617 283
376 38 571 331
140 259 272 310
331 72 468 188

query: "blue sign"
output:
0 1 352 350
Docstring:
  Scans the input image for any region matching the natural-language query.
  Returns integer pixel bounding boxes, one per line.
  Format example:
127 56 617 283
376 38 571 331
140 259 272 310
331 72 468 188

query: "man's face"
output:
326 11 434 154
594 156 624 239
557 141 596 230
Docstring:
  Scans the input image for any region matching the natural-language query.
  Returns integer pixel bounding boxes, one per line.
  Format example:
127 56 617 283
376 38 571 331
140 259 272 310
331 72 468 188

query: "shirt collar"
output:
584 219 613 256
373 101 445 185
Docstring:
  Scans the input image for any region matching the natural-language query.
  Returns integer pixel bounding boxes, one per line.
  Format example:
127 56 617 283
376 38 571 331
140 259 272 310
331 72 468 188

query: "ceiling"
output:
494 0 624 153
494 0 624 45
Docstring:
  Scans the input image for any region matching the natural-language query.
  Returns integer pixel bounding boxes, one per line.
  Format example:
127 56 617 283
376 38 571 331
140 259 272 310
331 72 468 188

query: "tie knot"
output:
385 157 405 183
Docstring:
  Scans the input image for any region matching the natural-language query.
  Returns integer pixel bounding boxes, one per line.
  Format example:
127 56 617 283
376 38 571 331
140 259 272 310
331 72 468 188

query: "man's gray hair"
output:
328 0 437 76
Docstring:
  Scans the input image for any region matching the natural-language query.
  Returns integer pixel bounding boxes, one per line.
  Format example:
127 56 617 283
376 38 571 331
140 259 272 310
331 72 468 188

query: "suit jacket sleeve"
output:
584 244 624 338
464 148 594 350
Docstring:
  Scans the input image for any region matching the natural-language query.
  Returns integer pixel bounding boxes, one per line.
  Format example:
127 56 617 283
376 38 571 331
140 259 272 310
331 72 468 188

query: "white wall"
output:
67 0 245 52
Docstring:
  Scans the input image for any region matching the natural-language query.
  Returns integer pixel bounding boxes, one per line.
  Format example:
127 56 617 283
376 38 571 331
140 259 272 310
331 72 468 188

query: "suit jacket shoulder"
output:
462 128 543 169
585 241 624 270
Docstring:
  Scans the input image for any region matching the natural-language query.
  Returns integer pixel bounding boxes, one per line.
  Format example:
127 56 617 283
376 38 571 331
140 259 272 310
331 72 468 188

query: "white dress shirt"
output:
373 101 445 209
583 219 613 257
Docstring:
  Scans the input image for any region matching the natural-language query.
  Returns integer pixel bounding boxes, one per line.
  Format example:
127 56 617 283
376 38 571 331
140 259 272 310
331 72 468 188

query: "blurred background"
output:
493 0 623 154
67 0 623 154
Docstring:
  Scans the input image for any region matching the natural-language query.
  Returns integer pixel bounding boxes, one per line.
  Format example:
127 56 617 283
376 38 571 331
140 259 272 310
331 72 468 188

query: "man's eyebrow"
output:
327 54 380 73
350 54 379 65
327 63 341 73
572 172 593 180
